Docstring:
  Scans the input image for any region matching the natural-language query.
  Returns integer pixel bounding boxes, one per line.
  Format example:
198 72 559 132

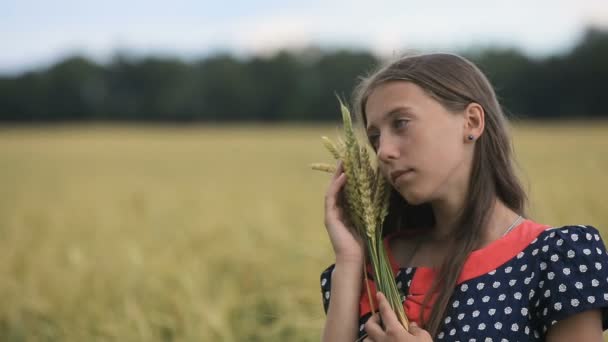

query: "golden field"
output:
0 122 607 341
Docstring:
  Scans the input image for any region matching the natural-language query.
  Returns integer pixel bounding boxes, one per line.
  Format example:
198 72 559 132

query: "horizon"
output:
2 0 607 75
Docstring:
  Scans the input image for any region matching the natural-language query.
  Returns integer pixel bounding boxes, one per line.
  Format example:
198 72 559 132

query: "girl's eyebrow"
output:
366 106 415 132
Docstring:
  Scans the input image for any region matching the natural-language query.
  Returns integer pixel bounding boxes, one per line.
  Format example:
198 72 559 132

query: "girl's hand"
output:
363 292 433 342
324 161 364 263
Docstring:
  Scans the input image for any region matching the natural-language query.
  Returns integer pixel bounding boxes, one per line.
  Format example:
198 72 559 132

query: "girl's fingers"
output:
330 160 343 180
364 313 385 340
376 292 401 330
325 162 346 208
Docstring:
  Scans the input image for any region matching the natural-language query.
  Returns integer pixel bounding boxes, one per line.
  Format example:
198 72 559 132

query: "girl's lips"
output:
390 169 414 183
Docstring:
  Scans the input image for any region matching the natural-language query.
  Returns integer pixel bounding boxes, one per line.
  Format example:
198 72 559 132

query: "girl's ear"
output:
463 103 485 142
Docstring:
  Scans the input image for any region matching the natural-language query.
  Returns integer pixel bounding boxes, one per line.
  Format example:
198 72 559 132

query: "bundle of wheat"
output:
312 99 409 331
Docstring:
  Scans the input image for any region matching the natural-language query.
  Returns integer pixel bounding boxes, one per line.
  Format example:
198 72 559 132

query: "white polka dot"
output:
543 307 548 316
504 307 512 314
556 239 564 246
467 298 475 305
540 262 547 270
452 300 460 308
321 278 327 286
529 289 535 299
325 291 330 299
604 293 608 301
449 328 456 336
586 233 593 241
554 302 562 311
521 307 528 316
489 308 496 315
595 234 600 241
493 281 501 288
580 264 588 273
524 277 532 285
563 268 571 275
571 298 580 307
598 247 604 255
477 283 485 290
511 323 519 331
509 279 517 286
583 248 591 255
548 272 555 280
514 292 522 300
567 250 575 258
517 251 525 259
575 281 583 289
592 279 600 287
571 234 579 241
520 264 528 272
478 323 486 330
406 268 412 274
360 323 365 331
473 310 480 318
533 237 539 243
438 331 445 339
549 231 556 238
397 281 402 289
444 316 452 324
482 295 490 303
505 266 513 273
542 245 549 252
461 284 468 291
396 270 401 277
458 313 465 320
495 322 503 330
498 294 506 301
550 254 559 262
532 248 539 255
463 325 470 332
539 280 545 288
596 262 602 270
489 269 496 275
588 296 596 303
559 284 567 292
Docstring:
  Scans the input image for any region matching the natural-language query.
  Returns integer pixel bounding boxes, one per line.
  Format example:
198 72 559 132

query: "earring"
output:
467 134 475 141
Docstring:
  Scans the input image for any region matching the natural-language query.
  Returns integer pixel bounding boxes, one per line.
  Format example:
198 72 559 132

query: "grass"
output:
0 122 607 341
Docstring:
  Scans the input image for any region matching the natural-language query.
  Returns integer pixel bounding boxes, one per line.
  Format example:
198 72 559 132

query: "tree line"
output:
1 27 606 122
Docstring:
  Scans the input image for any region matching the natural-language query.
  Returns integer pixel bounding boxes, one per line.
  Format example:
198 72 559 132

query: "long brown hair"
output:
352 53 528 337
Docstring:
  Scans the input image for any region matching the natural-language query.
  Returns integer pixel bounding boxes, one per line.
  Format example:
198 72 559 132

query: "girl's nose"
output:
377 136 399 163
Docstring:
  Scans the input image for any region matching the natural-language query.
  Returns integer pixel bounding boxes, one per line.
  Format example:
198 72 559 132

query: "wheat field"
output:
0 122 607 341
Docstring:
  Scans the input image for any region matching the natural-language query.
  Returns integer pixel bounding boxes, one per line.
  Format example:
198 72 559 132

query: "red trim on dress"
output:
359 219 550 325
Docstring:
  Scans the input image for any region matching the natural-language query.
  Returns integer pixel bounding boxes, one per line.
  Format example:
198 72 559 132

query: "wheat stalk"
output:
312 98 409 332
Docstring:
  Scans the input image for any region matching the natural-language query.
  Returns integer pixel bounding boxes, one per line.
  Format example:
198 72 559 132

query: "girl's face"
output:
365 81 473 205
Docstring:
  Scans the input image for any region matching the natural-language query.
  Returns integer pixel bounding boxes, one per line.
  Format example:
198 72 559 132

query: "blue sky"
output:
1 0 607 74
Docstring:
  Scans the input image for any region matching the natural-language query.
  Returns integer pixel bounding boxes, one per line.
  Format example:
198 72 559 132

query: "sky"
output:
1 0 607 75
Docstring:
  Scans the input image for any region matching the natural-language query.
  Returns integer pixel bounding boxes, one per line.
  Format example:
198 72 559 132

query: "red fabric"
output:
359 219 550 324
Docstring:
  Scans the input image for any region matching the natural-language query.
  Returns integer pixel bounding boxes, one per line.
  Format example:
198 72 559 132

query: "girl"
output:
319 53 608 341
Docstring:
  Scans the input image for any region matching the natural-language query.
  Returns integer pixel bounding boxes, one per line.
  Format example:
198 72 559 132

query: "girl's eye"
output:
368 134 379 148
394 119 409 129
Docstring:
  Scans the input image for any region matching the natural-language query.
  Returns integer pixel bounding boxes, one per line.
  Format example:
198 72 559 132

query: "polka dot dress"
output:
320 221 608 340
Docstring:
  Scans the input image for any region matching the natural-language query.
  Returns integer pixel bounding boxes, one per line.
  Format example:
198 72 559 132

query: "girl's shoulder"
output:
529 224 607 257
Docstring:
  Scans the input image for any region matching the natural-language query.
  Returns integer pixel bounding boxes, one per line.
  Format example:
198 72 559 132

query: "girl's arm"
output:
321 257 364 342
545 309 603 342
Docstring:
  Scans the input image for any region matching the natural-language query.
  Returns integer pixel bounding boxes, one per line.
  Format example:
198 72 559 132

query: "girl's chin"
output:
396 188 428 206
